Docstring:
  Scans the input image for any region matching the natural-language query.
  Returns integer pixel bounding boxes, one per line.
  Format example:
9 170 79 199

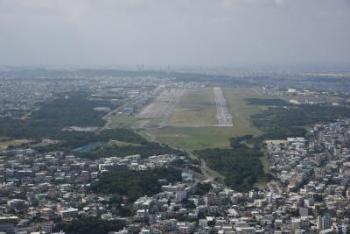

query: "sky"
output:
0 0 349 69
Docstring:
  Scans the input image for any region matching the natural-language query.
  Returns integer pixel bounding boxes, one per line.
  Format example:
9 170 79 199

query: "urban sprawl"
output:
1 119 350 233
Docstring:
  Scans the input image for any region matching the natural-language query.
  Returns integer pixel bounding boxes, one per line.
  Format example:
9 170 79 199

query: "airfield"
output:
110 87 267 150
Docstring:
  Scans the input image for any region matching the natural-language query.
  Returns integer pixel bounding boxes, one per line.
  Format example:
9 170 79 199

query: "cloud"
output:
221 0 286 9
0 0 349 67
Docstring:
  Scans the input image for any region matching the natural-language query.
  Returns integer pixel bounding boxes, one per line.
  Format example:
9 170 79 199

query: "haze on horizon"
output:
0 0 349 69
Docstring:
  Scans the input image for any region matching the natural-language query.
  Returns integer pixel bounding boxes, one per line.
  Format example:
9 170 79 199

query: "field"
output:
107 114 138 128
169 88 217 127
223 88 265 135
107 87 268 150
148 125 257 150
147 87 266 150
0 139 32 150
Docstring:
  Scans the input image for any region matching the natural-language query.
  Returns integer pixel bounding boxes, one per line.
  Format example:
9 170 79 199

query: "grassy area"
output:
223 88 266 136
169 88 217 127
106 87 269 151
146 88 267 150
107 140 141 147
0 139 32 150
148 127 237 150
108 114 138 128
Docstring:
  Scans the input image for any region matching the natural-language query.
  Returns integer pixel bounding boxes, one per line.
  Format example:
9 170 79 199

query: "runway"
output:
213 87 233 127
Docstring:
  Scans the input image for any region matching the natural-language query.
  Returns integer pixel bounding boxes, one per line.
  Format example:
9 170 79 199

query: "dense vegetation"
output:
194 182 213 196
32 127 185 158
245 98 290 106
0 93 117 139
55 216 125 234
230 135 253 148
76 141 184 159
91 167 182 202
195 148 263 191
250 103 350 139
35 129 146 150
0 93 184 157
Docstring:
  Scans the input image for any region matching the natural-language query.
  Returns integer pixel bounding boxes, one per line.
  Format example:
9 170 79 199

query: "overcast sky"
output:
0 0 349 68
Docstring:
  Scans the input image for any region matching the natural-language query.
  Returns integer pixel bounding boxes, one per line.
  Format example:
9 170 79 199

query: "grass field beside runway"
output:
168 88 217 127
146 88 267 150
108 87 269 150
